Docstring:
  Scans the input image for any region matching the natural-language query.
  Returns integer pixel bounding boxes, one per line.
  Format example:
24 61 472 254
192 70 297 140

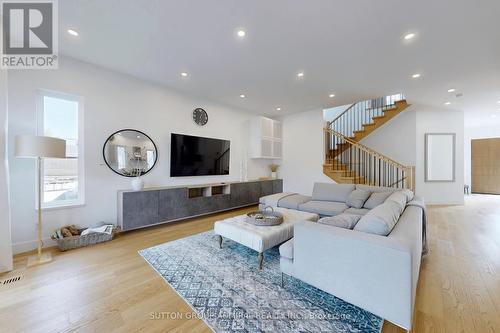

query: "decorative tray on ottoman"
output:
246 206 284 226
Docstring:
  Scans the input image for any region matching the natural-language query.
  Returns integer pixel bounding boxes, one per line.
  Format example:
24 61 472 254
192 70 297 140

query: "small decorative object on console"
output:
269 164 279 179
246 206 284 226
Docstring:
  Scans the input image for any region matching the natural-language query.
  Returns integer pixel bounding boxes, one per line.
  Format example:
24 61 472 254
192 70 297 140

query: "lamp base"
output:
27 252 52 267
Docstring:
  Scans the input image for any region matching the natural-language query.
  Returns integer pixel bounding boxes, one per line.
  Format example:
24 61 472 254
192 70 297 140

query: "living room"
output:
1 1 499 333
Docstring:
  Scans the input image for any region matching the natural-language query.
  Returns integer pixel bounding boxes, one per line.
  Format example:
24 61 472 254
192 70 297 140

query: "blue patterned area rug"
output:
139 231 383 333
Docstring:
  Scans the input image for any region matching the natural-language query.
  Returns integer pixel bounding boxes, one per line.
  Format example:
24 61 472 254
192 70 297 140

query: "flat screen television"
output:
170 133 230 177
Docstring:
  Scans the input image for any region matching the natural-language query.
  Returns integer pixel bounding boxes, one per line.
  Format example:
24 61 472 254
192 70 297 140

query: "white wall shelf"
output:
248 116 282 159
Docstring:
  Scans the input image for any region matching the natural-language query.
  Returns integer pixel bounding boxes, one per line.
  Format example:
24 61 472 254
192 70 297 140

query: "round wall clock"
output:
193 108 208 126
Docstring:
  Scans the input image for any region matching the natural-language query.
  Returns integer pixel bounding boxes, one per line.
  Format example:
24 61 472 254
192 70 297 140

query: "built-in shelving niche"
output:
187 184 231 198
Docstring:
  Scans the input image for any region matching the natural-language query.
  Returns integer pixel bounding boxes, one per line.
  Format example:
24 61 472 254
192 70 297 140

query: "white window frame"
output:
36 89 85 210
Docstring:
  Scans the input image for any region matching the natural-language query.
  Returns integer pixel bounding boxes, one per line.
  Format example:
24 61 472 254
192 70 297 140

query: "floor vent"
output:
1 274 23 286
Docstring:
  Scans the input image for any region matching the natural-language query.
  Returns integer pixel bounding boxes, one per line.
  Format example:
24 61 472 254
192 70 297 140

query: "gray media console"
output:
117 179 283 231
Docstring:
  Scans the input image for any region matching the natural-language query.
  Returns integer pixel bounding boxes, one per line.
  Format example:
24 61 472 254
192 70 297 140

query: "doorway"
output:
471 138 500 194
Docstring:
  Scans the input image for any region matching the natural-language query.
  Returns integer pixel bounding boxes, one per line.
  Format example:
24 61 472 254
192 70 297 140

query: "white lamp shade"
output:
15 135 66 158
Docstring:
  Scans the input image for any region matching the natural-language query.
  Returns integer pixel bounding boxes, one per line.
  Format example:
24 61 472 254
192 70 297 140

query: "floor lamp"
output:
15 135 66 267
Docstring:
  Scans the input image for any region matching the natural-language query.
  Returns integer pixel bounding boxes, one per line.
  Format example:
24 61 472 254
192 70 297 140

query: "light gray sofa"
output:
260 183 424 331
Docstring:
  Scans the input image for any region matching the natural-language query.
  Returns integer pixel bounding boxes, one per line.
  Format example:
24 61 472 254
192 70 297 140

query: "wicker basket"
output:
246 206 284 226
52 223 119 251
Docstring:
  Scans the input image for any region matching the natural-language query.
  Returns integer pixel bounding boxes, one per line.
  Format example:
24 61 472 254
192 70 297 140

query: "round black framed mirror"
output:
102 129 158 177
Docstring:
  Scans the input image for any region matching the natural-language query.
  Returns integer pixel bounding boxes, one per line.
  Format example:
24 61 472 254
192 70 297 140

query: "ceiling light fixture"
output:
67 29 79 36
497 100 500 104
491 114 497 118
297 72 304 78
404 33 415 40
137 135 141 138
236 29 246 38
329 94 335 98
444 102 451 105
411 73 421 79
240 94 246 98
447 88 456 93
276 107 281 111
180 72 188 77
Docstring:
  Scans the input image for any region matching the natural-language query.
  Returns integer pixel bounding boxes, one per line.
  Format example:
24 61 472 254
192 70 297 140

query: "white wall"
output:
280 108 332 195
0 69 13 272
464 125 500 187
323 104 350 122
360 107 417 166
7 57 270 254
415 106 464 205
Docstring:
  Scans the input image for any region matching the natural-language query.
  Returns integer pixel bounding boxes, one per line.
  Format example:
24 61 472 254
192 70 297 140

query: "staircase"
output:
324 94 414 190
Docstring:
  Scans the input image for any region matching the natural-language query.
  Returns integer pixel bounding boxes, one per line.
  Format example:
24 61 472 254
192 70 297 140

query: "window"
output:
37 91 84 209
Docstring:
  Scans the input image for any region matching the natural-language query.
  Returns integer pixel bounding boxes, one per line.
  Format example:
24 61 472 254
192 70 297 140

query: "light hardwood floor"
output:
1 195 500 333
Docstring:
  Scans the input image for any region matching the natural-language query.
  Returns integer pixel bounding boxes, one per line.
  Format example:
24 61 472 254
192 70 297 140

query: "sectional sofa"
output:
259 183 425 331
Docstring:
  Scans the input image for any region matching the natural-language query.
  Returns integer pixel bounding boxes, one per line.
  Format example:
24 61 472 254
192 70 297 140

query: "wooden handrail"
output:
327 103 356 127
324 128 412 170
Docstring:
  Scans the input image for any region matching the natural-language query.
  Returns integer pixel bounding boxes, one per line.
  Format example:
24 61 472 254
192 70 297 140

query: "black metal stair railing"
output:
327 93 405 139
324 128 414 190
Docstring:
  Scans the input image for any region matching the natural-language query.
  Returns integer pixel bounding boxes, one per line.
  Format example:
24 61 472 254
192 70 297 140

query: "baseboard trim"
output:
12 237 56 255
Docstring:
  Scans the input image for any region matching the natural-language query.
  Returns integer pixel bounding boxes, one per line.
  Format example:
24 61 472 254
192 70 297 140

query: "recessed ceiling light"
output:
297 72 304 78
491 114 497 118
276 107 281 111
447 88 456 93
411 73 421 79
497 100 500 104
239 94 246 98
180 72 188 77
329 94 335 98
403 33 415 40
67 29 79 36
137 135 141 138
444 102 451 105
236 29 246 38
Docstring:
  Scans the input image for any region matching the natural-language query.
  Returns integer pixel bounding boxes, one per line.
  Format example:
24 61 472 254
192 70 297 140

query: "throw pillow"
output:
345 189 371 209
400 189 415 202
385 191 408 214
354 200 402 236
318 214 362 230
363 191 393 209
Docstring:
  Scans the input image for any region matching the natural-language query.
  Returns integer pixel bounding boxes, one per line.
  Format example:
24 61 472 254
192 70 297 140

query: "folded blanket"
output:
407 197 428 255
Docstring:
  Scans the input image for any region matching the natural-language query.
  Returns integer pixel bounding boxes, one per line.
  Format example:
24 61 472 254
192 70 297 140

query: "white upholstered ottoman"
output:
213 207 319 269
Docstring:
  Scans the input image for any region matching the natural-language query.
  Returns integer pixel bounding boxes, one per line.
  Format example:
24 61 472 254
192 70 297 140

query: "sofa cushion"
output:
363 191 393 209
356 184 399 193
298 200 348 216
311 183 355 202
345 189 371 209
278 194 312 210
279 238 294 259
344 207 370 216
354 200 402 236
385 191 408 213
318 214 361 230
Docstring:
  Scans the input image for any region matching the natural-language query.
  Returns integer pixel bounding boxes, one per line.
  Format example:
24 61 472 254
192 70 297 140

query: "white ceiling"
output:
59 0 500 123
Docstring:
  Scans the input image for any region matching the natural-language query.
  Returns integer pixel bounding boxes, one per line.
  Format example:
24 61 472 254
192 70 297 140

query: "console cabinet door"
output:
247 181 261 204
260 180 274 197
122 190 159 230
273 179 283 193
158 188 190 221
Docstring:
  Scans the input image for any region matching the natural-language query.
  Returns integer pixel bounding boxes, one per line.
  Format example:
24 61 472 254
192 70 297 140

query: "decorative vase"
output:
271 171 277 179
131 176 144 191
